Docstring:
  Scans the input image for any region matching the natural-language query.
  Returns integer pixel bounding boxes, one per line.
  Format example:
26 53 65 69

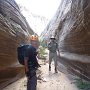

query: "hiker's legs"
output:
53 52 58 73
27 75 37 90
27 69 37 90
49 52 53 71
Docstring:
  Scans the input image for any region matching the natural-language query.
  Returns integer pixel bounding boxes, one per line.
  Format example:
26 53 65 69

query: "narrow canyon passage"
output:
0 0 90 89
3 60 79 90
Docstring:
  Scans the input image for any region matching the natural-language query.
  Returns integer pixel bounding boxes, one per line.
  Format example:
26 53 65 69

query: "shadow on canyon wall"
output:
0 0 34 89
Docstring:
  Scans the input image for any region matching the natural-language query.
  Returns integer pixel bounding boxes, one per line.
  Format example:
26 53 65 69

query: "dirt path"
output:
2 60 79 90
37 61 79 90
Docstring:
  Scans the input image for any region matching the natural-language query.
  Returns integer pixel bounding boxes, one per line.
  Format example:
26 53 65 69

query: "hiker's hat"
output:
30 35 38 41
50 36 55 39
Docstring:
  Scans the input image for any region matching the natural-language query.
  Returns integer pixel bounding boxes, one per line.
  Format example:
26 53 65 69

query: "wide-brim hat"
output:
50 36 55 39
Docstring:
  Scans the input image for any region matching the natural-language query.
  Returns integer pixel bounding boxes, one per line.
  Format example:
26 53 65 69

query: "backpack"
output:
17 44 32 65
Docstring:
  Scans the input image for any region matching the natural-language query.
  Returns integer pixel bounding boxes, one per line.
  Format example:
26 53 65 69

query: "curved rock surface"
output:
0 0 34 89
42 0 90 80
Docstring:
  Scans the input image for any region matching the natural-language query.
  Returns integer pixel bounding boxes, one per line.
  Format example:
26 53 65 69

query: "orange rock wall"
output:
0 0 34 88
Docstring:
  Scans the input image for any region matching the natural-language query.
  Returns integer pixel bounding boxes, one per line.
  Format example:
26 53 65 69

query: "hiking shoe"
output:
55 70 58 73
49 66 51 71
55 68 58 73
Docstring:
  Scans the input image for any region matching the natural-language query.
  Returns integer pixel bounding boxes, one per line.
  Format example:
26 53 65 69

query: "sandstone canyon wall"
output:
42 0 90 80
0 0 34 89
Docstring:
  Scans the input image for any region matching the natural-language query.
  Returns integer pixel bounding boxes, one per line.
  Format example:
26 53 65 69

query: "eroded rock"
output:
0 0 34 89
42 0 90 80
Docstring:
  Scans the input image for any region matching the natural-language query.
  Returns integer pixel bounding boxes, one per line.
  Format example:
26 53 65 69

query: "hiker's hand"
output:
27 76 30 79
36 64 41 69
57 50 59 56
38 64 41 67
26 71 29 77
25 68 29 73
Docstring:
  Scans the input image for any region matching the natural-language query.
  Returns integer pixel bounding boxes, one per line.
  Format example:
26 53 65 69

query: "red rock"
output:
0 0 34 89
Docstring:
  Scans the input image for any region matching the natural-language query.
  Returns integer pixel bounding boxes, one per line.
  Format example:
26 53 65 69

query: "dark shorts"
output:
29 68 37 78
27 69 37 90
27 75 37 90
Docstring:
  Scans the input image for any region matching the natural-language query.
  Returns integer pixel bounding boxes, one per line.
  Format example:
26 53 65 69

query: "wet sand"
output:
2 60 79 90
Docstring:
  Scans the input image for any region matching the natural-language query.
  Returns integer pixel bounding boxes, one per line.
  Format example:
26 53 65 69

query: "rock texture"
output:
42 0 90 80
0 0 34 89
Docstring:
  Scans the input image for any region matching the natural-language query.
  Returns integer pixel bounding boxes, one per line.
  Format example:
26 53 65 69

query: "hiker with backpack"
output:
17 35 40 90
48 36 58 73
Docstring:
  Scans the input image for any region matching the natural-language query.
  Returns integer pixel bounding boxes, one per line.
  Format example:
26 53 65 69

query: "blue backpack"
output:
17 44 32 65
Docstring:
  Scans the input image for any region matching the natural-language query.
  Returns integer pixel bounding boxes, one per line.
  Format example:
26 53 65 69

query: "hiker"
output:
24 35 40 90
48 36 58 73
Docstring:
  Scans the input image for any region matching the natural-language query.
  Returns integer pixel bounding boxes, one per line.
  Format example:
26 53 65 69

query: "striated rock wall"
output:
43 0 90 80
0 0 34 88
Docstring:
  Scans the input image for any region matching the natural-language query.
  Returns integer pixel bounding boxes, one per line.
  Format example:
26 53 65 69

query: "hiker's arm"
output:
56 42 59 53
47 42 51 50
24 57 29 74
56 43 59 51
